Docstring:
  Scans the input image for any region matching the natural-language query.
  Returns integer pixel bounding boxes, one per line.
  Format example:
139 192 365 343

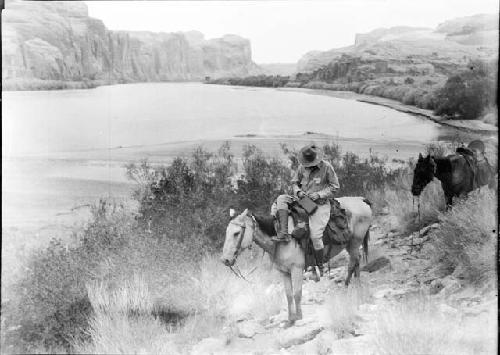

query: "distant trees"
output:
208 75 290 88
434 60 497 120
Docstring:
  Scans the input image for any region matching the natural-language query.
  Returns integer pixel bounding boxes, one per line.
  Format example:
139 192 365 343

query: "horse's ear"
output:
418 153 423 161
241 208 248 216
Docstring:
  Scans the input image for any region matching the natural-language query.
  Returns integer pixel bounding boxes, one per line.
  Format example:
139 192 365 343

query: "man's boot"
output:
312 248 325 282
272 209 291 242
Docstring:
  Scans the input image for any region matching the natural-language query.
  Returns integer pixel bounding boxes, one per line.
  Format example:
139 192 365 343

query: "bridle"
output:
412 156 437 197
227 216 258 283
229 215 257 256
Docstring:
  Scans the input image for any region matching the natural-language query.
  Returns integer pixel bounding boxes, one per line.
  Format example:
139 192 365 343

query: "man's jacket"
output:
291 160 340 204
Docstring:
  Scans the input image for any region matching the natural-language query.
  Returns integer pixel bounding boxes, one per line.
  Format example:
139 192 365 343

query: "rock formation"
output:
297 14 498 73
2 0 257 89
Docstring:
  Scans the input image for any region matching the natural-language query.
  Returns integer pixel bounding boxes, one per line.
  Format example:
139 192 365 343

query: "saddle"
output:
456 147 492 188
283 199 351 269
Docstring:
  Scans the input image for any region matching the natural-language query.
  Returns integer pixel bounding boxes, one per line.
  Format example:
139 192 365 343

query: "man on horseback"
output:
272 144 340 278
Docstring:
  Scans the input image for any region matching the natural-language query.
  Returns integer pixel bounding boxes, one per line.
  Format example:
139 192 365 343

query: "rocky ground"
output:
189 218 497 355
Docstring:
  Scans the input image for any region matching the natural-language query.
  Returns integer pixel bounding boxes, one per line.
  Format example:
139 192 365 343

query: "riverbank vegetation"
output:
207 58 498 124
206 75 290 88
2 142 496 353
2 78 106 91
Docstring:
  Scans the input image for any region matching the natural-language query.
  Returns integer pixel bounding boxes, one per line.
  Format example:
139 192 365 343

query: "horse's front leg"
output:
444 191 453 210
280 270 295 326
291 266 303 321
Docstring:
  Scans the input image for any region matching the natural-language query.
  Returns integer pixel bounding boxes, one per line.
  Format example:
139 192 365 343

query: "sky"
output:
86 0 499 63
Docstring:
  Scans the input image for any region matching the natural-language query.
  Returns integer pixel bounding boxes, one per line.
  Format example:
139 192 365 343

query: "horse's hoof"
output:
280 320 295 328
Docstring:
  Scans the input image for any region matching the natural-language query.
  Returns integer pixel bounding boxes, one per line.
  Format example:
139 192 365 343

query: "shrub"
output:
434 60 497 120
404 77 415 84
134 144 291 251
431 188 497 284
5 201 139 353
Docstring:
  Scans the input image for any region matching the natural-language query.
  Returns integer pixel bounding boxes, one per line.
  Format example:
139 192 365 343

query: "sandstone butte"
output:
2 0 258 88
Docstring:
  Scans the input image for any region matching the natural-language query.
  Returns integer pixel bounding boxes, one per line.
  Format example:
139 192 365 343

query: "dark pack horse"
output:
411 148 495 206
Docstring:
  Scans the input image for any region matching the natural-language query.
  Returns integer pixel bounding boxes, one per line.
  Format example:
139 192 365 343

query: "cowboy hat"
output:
467 140 485 153
298 144 322 167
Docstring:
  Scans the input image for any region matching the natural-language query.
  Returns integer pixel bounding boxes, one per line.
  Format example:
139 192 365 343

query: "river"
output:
2 82 457 231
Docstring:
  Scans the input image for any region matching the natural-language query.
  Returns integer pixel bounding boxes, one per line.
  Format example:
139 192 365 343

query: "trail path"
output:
191 220 497 355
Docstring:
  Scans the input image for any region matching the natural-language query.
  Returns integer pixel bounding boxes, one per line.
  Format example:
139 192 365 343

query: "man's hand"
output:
297 190 306 198
308 192 320 201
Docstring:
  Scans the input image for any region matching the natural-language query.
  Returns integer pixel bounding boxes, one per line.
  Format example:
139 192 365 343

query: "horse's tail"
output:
361 198 371 263
362 228 370 263
362 198 372 208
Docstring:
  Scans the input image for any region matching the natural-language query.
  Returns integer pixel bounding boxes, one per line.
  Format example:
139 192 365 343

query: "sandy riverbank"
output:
279 88 498 135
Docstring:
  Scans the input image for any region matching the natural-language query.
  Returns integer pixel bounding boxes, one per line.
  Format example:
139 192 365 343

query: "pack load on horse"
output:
412 139 494 206
269 144 354 281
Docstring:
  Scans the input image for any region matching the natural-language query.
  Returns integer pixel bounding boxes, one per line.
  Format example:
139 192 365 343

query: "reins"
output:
227 216 260 284
411 196 422 253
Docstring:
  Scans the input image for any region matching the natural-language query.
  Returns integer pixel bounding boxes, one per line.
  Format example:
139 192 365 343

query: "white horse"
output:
221 197 373 326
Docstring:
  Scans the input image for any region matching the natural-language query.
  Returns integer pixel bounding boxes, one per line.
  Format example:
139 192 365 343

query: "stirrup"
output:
271 234 291 243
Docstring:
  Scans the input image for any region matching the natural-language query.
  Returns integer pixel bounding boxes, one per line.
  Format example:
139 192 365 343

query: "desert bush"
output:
372 295 496 355
434 59 497 120
404 77 415 85
5 200 140 353
431 188 497 284
134 144 291 252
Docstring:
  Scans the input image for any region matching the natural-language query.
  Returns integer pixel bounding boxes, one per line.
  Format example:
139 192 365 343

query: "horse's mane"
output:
254 215 276 237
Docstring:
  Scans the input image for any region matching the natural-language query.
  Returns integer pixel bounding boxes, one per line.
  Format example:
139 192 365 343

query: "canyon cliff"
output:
297 14 498 73
2 1 257 89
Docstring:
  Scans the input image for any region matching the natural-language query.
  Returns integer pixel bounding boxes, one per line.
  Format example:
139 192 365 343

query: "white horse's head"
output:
221 209 255 266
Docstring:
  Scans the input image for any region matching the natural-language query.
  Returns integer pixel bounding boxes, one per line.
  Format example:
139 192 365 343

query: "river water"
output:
2 82 455 230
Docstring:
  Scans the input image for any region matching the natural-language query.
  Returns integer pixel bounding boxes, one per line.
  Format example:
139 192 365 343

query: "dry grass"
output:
175 253 282 345
432 187 497 284
74 274 180 354
86 275 154 316
327 283 371 338
75 252 282 352
372 295 497 355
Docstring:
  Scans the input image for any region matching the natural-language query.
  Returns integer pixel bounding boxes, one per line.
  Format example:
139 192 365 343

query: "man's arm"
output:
317 163 340 199
291 166 304 196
